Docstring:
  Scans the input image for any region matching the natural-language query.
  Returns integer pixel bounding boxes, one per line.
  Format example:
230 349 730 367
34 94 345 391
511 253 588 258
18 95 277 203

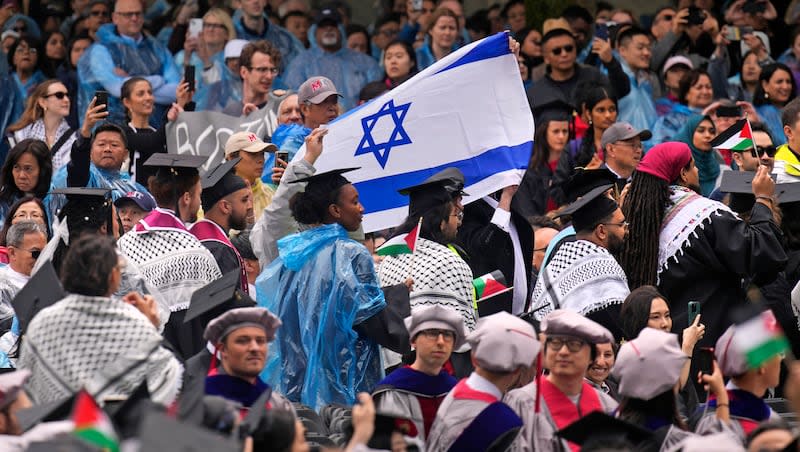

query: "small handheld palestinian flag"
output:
72 389 120 452
377 217 422 256
710 118 754 153
473 270 512 302
733 309 790 368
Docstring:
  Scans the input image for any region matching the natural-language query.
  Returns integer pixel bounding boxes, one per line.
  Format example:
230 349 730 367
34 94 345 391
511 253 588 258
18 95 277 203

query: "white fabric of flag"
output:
294 32 535 232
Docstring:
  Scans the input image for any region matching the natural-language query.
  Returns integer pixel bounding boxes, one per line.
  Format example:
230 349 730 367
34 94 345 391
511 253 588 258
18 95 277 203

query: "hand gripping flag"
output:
294 32 535 232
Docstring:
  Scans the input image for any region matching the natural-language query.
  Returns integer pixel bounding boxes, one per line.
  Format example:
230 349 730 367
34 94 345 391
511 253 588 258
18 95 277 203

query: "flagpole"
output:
407 216 423 282
747 118 761 167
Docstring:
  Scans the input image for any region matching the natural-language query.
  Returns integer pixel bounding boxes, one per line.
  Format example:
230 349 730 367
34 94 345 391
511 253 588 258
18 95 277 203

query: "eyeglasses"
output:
551 44 575 56
12 211 43 220
546 337 586 353
418 329 456 342
12 164 36 174
750 145 777 158
614 141 643 150
450 211 464 221
602 221 629 230
44 91 68 100
90 10 109 17
15 46 36 54
659 14 674 22
11 246 41 259
203 22 226 30
115 10 143 19
247 66 279 75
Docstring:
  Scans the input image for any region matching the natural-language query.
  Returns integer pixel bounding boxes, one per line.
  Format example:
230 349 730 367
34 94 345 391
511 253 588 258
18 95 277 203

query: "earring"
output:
588 119 593 125
765 92 769 99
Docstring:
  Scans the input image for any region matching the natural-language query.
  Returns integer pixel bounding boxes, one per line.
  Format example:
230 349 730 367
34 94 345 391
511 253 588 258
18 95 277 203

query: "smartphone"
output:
184 65 195 92
715 105 743 117
188 18 203 39
274 151 289 169
688 301 701 327
94 90 108 111
724 26 742 41
411 0 422 11
595 23 609 41
696 347 715 376
687 6 706 25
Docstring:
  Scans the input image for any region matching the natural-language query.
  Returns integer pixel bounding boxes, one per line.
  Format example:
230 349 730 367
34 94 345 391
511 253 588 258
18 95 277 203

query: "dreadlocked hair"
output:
619 171 670 288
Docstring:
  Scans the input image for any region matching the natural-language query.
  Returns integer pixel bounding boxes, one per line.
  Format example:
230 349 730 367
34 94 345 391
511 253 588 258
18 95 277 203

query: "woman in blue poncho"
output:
256 164 387 410
753 63 796 144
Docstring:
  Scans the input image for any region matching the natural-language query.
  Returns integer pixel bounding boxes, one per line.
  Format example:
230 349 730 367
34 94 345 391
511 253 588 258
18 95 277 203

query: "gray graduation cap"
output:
557 411 652 446
17 393 76 432
720 171 800 203
11 260 66 334
184 270 255 324
138 409 240 452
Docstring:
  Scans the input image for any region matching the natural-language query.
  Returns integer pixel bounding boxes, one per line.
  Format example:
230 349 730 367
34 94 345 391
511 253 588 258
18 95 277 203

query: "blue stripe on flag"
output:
355 140 532 214
436 32 510 75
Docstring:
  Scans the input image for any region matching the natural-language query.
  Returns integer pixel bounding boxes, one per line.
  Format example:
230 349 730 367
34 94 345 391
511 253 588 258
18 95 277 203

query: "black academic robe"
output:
178 349 213 425
512 164 553 220
457 199 533 315
660 203 787 350
202 242 242 288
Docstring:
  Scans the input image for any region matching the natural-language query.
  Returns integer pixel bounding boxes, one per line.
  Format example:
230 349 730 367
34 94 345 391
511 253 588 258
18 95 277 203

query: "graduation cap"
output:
555 183 618 233
49 187 113 199
49 187 115 235
532 94 576 126
719 171 798 212
397 169 465 218
398 167 468 198
17 393 76 432
289 167 359 187
556 411 652 447
184 270 255 324
138 409 240 452
563 168 618 203
11 260 66 334
200 158 248 211
143 153 208 170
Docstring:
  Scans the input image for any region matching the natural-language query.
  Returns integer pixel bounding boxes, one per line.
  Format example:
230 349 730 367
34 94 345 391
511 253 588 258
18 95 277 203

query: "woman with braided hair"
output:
618 142 786 352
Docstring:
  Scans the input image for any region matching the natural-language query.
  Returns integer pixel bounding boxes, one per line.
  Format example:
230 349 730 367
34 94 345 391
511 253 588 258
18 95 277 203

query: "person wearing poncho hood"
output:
618 142 786 354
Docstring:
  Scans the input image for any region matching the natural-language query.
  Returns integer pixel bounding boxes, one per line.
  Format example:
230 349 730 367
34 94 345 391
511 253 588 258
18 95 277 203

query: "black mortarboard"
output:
719 171 798 211
556 411 652 446
12 260 66 334
17 393 76 432
200 158 249 211
143 153 208 170
138 409 240 452
26 436 102 452
398 167 468 197
289 167 359 187
184 270 255 324
563 168 618 203
532 94 575 125
556 183 618 233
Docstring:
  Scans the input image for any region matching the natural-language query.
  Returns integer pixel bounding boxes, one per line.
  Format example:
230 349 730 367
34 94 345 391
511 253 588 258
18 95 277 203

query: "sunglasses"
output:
551 44 575 56
660 14 674 22
750 145 777 158
12 246 40 259
44 91 68 99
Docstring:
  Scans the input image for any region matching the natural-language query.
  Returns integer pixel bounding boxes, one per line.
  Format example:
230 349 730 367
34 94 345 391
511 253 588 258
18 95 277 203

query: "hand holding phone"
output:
184 65 195 92
94 90 108 112
688 301 701 327
274 151 289 169
696 346 715 376
188 18 203 39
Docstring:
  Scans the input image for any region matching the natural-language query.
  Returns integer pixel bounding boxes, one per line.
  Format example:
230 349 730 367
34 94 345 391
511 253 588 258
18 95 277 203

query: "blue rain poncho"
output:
617 59 658 136
283 24 382 111
46 164 148 221
261 123 311 183
232 11 304 69
194 62 243 112
649 103 700 146
256 223 386 410
77 24 180 129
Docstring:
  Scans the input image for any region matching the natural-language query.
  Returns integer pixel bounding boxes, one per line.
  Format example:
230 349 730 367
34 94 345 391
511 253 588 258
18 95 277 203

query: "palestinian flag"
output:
733 310 789 368
377 218 421 256
710 119 754 152
72 390 120 452
473 270 511 301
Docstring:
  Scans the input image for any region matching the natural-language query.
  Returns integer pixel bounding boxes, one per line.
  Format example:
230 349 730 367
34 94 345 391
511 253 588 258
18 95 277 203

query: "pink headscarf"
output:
637 142 692 183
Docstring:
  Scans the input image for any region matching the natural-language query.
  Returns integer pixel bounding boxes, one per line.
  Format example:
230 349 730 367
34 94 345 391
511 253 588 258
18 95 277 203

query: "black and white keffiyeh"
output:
529 240 630 320
19 294 183 405
117 229 221 312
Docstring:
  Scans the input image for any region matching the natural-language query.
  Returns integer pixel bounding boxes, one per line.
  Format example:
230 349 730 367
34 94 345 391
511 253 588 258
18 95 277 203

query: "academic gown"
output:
657 187 787 350
189 218 248 293
504 378 618 452
694 388 781 445
457 199 533 316
372 366 457 442
427 376 524 452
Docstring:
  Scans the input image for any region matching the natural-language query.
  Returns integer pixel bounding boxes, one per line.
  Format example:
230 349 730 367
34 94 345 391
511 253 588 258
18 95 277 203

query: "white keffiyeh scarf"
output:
18 294 183 405
529 240 630 320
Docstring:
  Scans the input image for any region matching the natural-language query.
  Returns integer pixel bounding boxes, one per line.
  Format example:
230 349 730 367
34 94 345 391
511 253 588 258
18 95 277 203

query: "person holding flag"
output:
695 308 789 444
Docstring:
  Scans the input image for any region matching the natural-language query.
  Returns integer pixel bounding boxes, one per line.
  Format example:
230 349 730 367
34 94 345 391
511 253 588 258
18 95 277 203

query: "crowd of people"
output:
1 0 800 450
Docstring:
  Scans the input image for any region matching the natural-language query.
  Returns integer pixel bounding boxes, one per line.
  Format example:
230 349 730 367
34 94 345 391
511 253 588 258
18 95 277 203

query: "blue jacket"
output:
232 11 304 70
77 24 180 128
650 103 699 146
617 58 658 135
756 104 786 144
257 223 386 410
283 24 382 111
194 63 243 113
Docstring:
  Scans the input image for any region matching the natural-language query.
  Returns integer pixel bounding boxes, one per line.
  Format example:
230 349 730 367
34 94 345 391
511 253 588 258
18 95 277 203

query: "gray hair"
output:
6 221 47 248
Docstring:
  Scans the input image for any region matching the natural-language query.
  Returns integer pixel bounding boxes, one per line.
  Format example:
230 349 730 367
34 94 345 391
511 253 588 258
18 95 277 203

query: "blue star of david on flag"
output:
354 100 412 168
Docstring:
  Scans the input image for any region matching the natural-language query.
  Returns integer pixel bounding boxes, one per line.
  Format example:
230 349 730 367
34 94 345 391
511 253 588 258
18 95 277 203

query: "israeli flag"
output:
297 32 534 232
